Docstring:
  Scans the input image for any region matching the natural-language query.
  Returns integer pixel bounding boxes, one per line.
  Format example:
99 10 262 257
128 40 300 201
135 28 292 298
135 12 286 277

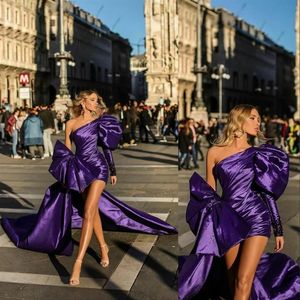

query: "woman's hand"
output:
274 236 284 252
110 176 117 185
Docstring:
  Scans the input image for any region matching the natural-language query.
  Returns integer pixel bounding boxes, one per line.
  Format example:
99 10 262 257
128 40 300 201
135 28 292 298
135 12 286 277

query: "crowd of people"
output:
178 115 300 170
0 99 178 159
0 105 56 159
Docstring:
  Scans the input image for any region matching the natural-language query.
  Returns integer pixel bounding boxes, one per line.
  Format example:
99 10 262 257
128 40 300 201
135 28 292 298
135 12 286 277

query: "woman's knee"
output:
83 207 96 221
235 274 253 293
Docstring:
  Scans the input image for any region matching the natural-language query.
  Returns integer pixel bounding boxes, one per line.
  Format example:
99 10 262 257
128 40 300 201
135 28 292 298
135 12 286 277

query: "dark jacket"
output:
179 128 193 153
39 109 55 130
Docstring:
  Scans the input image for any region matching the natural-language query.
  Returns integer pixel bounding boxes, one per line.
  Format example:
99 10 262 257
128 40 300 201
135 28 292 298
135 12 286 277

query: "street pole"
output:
195 0 204 108
218 72 222 119
58 0 69 97
54 0 74 111
211 64 230 119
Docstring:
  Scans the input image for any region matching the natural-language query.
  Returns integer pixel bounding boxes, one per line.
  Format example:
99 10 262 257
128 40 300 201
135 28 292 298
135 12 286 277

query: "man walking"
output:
39 105 55 157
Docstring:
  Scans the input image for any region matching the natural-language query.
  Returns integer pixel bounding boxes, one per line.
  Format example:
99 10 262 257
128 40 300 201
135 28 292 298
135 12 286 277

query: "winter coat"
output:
23 115 44 146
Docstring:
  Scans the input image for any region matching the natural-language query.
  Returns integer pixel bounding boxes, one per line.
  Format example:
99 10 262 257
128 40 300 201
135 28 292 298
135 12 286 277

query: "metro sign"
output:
19 72 30 86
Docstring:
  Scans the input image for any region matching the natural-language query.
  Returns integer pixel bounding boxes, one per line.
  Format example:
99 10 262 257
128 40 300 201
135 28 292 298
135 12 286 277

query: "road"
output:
0 135 178 300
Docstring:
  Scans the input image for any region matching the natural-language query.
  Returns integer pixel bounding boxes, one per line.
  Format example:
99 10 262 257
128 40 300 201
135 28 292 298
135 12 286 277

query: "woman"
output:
16 110 28 159
1 90 176 286
178 105 300 300
6 108 20 158
23 108 44 160
178 119 193 170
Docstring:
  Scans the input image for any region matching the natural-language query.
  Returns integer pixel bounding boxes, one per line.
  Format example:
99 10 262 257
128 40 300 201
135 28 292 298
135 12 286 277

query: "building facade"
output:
177 0 197 120
144 0 178 106
0 0 132 109
199 4 295 117
0 0 49 107
130 54 147 101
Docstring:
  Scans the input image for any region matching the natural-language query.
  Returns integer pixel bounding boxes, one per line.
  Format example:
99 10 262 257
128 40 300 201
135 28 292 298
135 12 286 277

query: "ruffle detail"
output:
97 114 122 150
254 144 289 199
187 172 250 257
49 141 102 192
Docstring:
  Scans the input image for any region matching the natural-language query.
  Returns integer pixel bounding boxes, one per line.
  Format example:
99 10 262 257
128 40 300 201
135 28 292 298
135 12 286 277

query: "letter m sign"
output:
19 72 30 85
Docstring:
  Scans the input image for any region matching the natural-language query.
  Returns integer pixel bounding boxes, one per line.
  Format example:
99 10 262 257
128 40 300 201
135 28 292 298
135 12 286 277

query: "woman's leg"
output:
70 179 105 284
234 236 268 300
224 243 241 296
93 209 109 265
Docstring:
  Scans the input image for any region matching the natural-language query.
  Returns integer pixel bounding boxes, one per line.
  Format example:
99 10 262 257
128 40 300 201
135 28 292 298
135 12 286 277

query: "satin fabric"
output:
1 114 177 256
179 144 300 300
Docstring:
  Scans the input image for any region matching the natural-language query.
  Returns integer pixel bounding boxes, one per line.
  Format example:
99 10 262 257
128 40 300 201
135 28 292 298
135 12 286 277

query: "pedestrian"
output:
178 119 193 170
17 110 28 159
6 108 21 158
129 100 139 144
178 104 300 299
23 108 44 160
138 104 158 143
120 105 131 147
39 105 55 157
1 90 176 287
0 108 5 143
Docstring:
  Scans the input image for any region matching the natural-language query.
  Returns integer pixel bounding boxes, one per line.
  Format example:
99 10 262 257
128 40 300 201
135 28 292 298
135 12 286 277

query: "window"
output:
233 71 239 89
90 63 96 81
23 13 27 27
252 76 259 92
243 74 248 90
80 62 86 80
15 10 19 24
6 6 10 21
6 42 10 60
97 67 102 82
105 68 108 82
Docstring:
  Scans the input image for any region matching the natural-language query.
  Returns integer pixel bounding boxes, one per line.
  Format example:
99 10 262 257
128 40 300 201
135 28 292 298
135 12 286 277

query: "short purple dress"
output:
179 144 300 300
1 114 177 256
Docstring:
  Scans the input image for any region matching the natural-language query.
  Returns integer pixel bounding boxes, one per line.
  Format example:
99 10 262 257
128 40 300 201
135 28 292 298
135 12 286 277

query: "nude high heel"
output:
69 259 82 286
100 244 110 268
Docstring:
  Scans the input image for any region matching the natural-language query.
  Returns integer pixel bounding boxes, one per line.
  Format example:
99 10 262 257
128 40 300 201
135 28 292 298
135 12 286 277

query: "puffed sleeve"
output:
254 144 289 236
98 114 122 176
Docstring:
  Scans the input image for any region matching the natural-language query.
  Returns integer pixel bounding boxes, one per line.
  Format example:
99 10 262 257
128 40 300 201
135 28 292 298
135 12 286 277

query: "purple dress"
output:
1 114 177 256
178 144 300 300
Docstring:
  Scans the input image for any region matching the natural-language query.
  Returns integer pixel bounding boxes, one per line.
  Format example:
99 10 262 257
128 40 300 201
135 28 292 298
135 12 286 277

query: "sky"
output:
72 0 296 54
71 0 145 55
212 0 296 53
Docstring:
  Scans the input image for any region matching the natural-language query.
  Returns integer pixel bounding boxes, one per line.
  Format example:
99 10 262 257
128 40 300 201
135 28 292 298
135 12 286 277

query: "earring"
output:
233 129 244 138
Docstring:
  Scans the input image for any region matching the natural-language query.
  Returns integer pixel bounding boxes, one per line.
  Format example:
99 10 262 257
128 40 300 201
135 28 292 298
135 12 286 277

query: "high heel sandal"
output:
100 244 110 268
69 259 82 286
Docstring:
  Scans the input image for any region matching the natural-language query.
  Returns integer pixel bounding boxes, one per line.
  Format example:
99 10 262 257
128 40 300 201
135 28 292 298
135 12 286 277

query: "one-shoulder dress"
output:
1 114 177 256
178 144 300 300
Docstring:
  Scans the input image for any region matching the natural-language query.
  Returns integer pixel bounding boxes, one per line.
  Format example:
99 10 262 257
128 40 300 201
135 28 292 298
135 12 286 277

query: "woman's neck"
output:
230 136 250 149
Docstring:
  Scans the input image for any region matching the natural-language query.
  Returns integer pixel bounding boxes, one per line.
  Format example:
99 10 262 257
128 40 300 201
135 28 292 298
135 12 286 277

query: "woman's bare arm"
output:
65 120 73 151
206 147 217 190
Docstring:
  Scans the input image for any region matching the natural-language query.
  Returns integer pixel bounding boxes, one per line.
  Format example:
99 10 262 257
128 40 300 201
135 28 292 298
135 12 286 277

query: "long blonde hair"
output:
72 90 107 118
213 104 263 146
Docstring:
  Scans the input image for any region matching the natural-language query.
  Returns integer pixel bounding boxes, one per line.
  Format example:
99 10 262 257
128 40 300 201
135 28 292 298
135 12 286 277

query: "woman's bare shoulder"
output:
66 118 77 129
207 146 227 164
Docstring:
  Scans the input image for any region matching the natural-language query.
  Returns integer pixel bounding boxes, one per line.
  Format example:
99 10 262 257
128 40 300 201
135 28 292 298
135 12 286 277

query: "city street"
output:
0 135 178 300
178 146 300 265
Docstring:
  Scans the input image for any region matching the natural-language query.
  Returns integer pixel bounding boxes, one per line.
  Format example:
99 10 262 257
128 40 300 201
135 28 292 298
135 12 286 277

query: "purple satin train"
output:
178 144 300 300
1 114 177 256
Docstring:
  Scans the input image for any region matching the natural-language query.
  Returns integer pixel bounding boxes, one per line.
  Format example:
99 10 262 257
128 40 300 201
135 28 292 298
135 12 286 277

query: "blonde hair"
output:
72 90 107 118
213 104 264 146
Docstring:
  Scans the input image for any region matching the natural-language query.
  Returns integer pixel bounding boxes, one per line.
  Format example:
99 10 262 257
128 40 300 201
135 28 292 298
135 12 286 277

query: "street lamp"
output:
211 64 230 119
54 0 75 111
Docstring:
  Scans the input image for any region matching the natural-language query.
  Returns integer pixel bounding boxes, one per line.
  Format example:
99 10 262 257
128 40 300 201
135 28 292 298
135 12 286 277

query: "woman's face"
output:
243 109 261 136
83 93 99 112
